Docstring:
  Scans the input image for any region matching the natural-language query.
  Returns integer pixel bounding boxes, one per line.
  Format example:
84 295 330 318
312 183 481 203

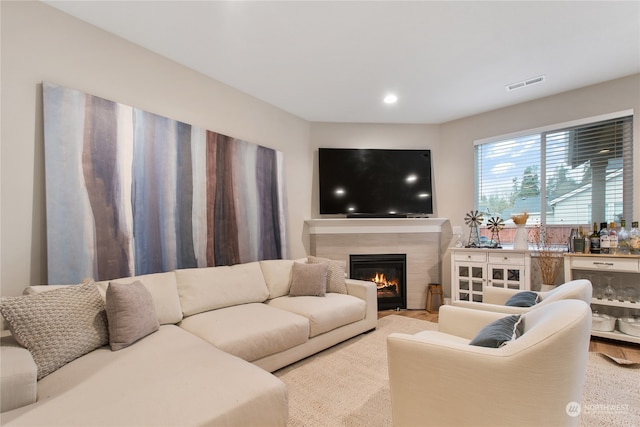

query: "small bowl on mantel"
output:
591 312 616 332
618 317 640 337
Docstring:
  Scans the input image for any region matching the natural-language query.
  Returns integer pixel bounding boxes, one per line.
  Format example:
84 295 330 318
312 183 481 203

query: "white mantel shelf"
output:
305 218 450 235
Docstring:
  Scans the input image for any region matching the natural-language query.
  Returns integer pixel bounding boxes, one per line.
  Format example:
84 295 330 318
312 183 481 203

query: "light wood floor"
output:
378 309 640 363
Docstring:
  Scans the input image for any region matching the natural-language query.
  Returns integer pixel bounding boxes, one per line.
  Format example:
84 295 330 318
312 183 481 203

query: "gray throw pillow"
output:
505 291 539 307
307 256 348 294
0 282 109 379
289 262 329 297
106 281 159 351
469 315 524 348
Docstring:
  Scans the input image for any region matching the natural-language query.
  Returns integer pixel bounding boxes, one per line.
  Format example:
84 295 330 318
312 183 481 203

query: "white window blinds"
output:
475 115 633 229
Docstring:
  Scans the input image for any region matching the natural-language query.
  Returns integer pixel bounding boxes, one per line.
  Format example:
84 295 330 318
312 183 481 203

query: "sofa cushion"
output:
469 315 524 348
0 325 288 427
95 271 183 325
176 262 270 317
0 282 108 380
267 293 366 337
179 303 309 362
289 262 328 297
0 336 38 413
260 259 295 299
505 291 539 307
106 281 160 351
308 255 348 294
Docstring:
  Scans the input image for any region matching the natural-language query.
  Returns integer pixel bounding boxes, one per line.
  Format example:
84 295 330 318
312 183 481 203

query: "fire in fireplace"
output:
349 254 407 310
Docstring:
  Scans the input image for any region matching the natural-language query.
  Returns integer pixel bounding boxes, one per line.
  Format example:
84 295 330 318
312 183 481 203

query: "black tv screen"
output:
319 148 433 216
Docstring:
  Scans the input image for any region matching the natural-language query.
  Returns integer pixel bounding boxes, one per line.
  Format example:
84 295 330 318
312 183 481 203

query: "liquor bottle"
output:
608 222 618 254
599 222 610 254
573 226 585 253
589 222 600 254
630 221 639 255
568 228 577 252
617 219 630 255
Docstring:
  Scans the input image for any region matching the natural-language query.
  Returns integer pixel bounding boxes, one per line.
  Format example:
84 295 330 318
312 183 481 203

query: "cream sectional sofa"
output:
0 259 377 426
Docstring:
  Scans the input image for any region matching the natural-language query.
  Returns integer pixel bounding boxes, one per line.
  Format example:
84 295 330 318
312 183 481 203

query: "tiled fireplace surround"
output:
305 218 452 309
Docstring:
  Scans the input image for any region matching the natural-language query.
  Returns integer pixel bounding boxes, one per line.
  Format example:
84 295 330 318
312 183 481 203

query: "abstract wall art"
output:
43 82 288 284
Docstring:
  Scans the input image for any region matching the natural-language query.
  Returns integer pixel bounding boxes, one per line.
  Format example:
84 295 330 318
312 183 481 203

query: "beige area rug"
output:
274 315 640 427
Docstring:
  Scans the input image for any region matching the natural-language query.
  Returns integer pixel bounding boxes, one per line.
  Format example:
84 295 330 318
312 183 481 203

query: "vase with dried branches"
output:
511 213 529 250
529 226 565 288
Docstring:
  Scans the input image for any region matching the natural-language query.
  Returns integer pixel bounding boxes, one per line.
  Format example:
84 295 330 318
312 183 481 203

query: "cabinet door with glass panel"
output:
487 253 530 290
451 250 487 303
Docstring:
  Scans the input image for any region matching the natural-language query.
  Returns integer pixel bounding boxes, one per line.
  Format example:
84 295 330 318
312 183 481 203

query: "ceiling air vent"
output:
506 75 545 92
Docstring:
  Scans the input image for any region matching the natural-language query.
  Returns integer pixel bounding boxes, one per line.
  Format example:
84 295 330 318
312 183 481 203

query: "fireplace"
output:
350 254 407 310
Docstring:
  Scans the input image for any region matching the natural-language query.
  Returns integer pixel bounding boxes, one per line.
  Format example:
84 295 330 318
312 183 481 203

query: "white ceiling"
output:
44 1 640 124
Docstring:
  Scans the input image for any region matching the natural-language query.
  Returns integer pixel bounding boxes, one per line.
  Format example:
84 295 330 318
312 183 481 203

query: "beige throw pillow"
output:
307 256 348 294
106 281 159 351
0 282 108 380
289 262 329 297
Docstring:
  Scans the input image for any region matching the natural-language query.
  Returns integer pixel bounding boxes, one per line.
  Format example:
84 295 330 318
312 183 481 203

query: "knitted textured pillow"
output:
0 282 108 379
307 256 348 294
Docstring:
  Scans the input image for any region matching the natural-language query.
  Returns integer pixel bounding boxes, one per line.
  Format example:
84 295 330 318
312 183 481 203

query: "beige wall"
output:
437 75 639 290
0 1 311 296
308 76 639 291
309 76 639 229
2 2 638 298
438 74 640 236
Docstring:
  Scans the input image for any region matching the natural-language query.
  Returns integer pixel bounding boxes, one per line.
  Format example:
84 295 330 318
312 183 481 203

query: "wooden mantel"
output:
305 218 452 309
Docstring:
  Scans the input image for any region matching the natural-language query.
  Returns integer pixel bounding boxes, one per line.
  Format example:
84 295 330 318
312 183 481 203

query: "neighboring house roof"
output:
548 169 622 206
500 196 551 218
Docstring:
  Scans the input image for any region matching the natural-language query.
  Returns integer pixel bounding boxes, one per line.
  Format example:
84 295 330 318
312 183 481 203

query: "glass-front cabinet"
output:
451 248 531 303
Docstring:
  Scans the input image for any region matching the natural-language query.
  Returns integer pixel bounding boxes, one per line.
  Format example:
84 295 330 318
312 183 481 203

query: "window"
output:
475 113 633 244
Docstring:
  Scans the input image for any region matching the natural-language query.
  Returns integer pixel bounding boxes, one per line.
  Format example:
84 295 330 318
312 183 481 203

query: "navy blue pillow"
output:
505 291 539 307
469 315 524 348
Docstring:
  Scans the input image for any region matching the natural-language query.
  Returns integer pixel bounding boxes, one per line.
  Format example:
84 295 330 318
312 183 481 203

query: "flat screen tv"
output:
318 148 433 217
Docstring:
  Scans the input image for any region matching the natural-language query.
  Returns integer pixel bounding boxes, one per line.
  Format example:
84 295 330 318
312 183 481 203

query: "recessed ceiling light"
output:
384 94 398 104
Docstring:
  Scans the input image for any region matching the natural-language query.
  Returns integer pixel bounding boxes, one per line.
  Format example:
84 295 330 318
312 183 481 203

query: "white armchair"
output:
387 299 592 427
452 279 592 314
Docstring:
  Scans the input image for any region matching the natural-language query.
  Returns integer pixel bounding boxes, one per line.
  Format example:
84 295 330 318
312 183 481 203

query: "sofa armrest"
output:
451 300 533 315
1 336 37 413
345 279 378 327
437 305 511 340
344 278 374 300
481 286 526 304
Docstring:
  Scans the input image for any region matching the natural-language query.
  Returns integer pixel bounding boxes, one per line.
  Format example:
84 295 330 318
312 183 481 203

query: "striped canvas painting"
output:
43 82 288 284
